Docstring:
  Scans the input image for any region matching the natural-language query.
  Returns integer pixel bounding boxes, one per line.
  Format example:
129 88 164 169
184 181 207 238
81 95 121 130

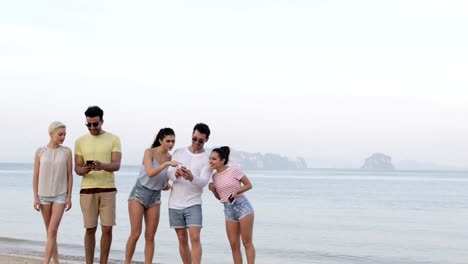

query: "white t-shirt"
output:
167 147 213 209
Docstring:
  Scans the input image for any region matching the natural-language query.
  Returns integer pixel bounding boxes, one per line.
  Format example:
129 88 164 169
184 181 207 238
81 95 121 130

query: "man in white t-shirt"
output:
167 123 213 264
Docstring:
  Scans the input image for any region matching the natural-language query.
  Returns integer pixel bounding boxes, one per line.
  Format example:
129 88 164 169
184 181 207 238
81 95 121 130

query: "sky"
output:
0 0 467 168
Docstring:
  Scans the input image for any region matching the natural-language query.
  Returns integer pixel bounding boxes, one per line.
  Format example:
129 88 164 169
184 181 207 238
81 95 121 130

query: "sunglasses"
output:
85 122 100 128
192 137 206 144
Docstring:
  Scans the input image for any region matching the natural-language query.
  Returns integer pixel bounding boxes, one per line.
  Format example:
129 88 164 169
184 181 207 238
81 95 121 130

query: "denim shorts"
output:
169 204 202 228
224 196 254 222
128 180 161 209
39 192 67 205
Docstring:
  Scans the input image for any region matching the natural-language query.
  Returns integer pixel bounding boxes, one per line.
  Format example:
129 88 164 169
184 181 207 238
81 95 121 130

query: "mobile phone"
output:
228 195 235 204
86 160 94 166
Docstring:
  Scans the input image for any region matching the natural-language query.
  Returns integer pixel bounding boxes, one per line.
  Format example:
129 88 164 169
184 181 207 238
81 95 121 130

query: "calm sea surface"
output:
1 163 468 263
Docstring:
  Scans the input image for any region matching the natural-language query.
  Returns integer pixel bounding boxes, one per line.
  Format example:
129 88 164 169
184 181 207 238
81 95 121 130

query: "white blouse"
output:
37 146 71 197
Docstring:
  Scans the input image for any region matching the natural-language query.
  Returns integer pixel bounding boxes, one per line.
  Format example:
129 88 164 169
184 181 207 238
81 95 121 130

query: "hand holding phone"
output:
86 160 97 171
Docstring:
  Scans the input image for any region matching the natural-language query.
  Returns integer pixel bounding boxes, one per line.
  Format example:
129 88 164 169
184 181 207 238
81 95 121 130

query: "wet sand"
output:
0 253 129 264
0 254 44 264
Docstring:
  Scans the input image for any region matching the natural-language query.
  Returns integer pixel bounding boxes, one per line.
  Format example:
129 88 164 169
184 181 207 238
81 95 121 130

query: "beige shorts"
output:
80 191 116 228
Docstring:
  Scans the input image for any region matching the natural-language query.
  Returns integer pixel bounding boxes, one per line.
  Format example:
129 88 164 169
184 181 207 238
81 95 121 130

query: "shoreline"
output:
0 237 134 264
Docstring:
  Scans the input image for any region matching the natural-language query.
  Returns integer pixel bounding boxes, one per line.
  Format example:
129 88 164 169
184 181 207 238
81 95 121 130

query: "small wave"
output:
250 174 468 182
0 170 33 174
258 247 437 264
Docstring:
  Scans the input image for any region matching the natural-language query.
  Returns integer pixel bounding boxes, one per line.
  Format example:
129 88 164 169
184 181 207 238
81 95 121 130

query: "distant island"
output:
227 149 307 170
1 151 465 171
361 153 395 170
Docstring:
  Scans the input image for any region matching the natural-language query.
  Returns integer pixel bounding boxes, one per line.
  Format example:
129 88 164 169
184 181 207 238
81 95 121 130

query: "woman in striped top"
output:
208 146 256 264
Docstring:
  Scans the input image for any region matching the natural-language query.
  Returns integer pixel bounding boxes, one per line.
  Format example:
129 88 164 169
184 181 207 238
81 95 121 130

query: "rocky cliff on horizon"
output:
228 149 307 169
361 153 395 170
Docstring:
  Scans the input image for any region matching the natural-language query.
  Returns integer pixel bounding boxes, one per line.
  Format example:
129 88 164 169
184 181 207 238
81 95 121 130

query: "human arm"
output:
208 182 220 200
143 149 178 177
162 181 172 191
32 150 40 211
167 149 182 182
167 165 178 181
74 154 92 176
181 164 212 188
65 149 73 211
231 175 253 197
93 151 121 172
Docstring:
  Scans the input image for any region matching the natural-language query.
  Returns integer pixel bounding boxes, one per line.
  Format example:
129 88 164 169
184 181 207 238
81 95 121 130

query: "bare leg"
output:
225 221 242 264
40 205 54 264
84 227 97 264
125 200 144 264
175 228 191 264
100 225 113 264
188 227 202 264
239 213 255 264
42 203 65 264
143 204 160 264
53 242 58 264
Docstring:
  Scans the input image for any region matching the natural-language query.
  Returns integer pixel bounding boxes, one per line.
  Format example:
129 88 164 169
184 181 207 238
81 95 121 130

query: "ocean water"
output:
1 163 468 263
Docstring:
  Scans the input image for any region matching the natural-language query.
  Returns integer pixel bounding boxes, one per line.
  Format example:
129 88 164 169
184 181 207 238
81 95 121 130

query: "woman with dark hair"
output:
125 128 179 264
208 146 256 264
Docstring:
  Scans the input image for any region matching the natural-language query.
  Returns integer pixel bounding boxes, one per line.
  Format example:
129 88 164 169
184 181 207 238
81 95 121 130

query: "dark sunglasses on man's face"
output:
85 122 100 128
192 137 205 144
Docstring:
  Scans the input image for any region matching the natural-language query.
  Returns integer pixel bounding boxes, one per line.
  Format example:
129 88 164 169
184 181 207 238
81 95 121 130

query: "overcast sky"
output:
1 0 467 168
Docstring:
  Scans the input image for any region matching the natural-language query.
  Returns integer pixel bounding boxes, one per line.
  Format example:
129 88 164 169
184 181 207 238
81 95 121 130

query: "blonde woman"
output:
33 121 73 264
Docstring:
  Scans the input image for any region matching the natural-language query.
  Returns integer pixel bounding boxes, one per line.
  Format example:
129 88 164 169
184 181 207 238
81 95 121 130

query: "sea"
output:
1 163 468 264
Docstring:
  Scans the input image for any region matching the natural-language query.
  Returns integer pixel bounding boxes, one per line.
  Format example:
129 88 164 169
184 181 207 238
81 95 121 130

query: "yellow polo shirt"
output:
75 132 121 189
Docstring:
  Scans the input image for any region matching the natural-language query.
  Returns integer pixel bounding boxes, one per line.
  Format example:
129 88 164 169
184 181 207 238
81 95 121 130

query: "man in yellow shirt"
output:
74 106 122 264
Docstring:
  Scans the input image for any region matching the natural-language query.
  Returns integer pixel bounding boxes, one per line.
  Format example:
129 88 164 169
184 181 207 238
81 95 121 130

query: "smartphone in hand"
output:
86 160 95 167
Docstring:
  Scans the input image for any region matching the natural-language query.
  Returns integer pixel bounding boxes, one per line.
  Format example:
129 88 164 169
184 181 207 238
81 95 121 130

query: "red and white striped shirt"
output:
212 166 245 203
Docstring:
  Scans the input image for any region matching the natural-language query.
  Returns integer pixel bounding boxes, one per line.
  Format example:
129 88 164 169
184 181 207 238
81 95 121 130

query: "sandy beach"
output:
0 253 91 264
0 254 44 264
0 253 129 264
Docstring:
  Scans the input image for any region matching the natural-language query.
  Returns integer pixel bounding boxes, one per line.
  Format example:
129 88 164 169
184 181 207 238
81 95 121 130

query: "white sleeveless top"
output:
37 145 71 197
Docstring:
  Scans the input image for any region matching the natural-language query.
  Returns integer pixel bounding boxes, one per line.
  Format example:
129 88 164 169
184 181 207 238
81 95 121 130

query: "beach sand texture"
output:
0 254 44 264
0 254 134 264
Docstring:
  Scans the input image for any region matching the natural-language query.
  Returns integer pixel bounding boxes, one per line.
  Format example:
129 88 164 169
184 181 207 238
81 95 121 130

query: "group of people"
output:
32 105 256 264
